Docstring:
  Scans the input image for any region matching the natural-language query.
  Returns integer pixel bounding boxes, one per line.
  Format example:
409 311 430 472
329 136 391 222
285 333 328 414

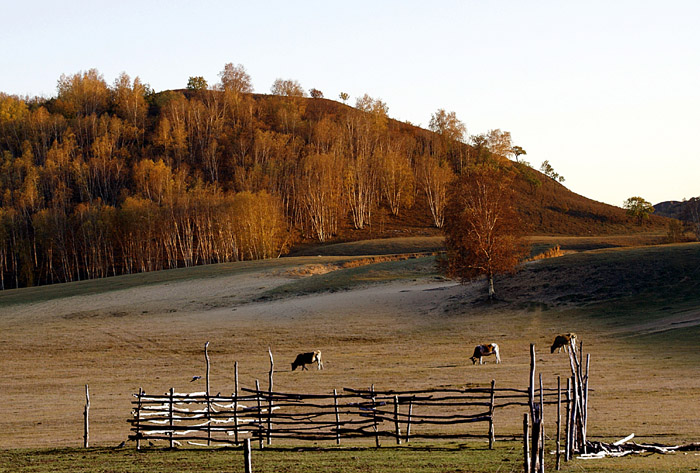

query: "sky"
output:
1 0 698 207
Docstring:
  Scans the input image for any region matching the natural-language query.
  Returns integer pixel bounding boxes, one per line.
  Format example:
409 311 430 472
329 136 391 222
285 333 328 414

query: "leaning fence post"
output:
243 438 252 473
333 389 341 445
523 413 530 473
394 395 401 445
169 387 175 448
489 379 496 449
569 376 578 455
83 384 90 448
556 376 561 470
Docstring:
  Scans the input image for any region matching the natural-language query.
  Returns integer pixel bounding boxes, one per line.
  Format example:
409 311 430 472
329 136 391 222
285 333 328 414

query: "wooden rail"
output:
128 383 560 448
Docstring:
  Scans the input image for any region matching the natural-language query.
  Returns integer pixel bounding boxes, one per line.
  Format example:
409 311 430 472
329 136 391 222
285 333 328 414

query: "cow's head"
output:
470 356 478 364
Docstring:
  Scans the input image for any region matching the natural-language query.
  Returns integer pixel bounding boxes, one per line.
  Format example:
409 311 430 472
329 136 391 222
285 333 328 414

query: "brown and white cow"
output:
470 343 501 365
550 333 577 353
291 350 323 371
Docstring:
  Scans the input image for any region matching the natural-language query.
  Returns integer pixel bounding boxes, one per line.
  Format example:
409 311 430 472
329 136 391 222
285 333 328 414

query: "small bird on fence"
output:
190 376 202 382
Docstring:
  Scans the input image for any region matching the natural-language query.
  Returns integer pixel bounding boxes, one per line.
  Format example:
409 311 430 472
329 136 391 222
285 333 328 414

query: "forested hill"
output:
0 70 662 289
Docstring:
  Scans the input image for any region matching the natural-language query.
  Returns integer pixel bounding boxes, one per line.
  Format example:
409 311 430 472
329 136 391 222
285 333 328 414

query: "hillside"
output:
654 198 699 220
0 71 667 289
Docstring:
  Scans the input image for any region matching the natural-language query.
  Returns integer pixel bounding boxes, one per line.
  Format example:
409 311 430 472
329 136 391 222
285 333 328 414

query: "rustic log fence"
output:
128 382 562 448
125 339 592 473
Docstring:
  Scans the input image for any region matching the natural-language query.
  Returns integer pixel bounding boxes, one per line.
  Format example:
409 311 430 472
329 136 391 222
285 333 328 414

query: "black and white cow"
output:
470 343 501 365
291 350 323 371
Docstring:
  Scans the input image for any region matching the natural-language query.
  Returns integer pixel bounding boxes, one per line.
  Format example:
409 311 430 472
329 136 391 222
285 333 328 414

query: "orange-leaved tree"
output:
443 165 528 299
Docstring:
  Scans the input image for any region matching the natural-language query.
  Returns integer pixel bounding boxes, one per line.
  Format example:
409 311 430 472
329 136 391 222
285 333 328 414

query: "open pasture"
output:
1 238 699 471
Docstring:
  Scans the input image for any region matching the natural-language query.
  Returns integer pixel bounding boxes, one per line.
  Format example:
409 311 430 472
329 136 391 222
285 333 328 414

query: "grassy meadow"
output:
1 236 699 472
2 442 699 473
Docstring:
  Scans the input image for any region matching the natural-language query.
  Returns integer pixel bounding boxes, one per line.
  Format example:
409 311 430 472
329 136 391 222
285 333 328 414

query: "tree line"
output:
0 65 526 289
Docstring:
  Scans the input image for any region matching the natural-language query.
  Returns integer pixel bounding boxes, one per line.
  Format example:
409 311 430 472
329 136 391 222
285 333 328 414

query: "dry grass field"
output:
1 237 699 471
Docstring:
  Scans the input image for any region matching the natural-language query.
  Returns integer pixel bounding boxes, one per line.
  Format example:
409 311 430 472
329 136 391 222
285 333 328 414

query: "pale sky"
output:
2 0 698 207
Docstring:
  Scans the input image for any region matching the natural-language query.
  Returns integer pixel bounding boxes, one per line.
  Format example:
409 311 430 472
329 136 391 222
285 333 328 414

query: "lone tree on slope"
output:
442 165 528 300
623 196 655 225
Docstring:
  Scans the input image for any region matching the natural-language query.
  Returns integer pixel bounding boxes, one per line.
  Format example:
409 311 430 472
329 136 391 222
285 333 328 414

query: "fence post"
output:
333 389 341 445
488 379 496 449
523 413 530 473
405 397 413 443
267 347 274 446
243 438 252 473
234 361 239 445
556 376 561 470
136 387 143 450
569 376 578 455
371 384 380 447
583 353 590 452
529 344 536 422
255 379 263 449
83 384 90 448
169 387 174 448
530 404 541 473
565 378 571 461
539 374 545 473
394 395 401 445
205 341 211 446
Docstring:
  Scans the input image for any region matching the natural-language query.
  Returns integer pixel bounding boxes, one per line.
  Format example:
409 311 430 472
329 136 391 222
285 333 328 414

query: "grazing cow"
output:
470 343 501 365
551 333 577 353
291 350 323 371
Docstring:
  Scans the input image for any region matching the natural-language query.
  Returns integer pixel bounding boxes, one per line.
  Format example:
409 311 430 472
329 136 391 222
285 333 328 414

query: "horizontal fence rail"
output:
129 384 561 448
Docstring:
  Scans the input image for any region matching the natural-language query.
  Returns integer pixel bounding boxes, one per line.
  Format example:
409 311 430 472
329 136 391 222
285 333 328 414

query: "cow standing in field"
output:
551 333 577 353
470 343 501 365
291 351 323 371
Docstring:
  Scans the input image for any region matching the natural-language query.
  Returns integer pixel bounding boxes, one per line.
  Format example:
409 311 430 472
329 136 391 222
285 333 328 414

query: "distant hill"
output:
654 200 690 219
0 73 667 288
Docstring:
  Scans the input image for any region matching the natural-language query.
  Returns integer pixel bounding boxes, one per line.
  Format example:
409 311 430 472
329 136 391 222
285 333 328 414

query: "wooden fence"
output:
128 382 562 448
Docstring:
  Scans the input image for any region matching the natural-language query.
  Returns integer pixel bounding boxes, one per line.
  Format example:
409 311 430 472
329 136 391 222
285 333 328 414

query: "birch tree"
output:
443 165 526 299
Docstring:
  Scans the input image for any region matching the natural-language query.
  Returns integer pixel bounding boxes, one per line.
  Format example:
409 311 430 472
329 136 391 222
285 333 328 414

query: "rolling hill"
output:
0 77 669 289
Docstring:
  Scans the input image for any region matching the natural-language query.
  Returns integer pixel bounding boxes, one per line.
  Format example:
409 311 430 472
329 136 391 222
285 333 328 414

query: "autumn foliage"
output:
442 165 528 298
0 67 666 289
